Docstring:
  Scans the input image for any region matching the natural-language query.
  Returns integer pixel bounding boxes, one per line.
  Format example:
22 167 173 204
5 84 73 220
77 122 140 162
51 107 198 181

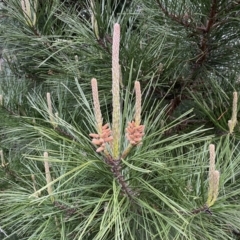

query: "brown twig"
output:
155 0 192 27
54 201 78 219
206 0 218 32
217 109 228 120
196 0 218 65
33 28 54 50
104 158 138 199
55 127 76 141
97 36 112 55
191 204 212 215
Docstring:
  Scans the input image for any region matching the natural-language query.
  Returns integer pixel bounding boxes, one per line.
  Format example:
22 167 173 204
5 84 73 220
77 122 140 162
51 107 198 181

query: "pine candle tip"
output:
134 81 142 126
209 144 215 152
214 170 220 179
232 91 238 119
91 77 103 133
114 23 120 30
209 144 216 171
44 151 48 159
91 78 97 84
135 81 140 87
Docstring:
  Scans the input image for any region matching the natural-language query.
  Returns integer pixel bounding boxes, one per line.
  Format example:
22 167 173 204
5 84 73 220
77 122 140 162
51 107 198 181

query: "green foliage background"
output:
0 0 240 239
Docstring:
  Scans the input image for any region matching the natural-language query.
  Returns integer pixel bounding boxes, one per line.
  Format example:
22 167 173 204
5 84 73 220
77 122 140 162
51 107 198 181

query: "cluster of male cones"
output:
89 23 144 160
89 23 144 198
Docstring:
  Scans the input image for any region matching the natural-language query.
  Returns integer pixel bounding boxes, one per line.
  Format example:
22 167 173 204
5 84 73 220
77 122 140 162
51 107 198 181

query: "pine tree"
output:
0 0 240 239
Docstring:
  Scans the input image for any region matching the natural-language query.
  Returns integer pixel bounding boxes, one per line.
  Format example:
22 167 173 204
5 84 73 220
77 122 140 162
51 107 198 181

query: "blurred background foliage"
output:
0 0 240 239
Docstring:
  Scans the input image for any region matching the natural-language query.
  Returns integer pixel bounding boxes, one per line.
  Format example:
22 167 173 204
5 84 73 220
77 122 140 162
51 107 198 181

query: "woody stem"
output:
105 158 137 199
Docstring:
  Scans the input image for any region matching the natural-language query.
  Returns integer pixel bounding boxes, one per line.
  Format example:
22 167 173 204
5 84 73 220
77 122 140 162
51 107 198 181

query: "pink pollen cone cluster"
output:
89 124 113 152
126 121 145 145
